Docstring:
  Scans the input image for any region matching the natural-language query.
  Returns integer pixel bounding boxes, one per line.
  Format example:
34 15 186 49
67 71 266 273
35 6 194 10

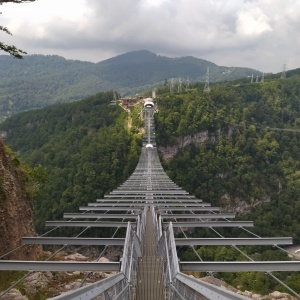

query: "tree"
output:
0 0 36 58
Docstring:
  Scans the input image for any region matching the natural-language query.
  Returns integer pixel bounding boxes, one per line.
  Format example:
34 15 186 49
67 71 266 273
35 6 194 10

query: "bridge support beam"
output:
180 261 300 272
175 237 293 246
22 237 125 246
0 261 120 272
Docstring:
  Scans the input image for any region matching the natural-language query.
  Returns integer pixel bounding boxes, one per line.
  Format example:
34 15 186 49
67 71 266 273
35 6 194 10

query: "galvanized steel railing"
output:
51 273 128 300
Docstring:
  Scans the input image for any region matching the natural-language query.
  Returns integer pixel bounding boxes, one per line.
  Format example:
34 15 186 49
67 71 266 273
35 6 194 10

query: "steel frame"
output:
160 213 236 219
174 273 251 300
180 261 300 272
174 237 293 246
0 261 120 272
90 203 208 207
50 273 126 300
163 221 254 228
22 237 125 245
63 213 138 219
45 221 135 227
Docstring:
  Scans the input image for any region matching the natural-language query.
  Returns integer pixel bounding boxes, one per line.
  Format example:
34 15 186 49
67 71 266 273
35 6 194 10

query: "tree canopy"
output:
0 91 143 231
154 76 300 294
0 0 36 58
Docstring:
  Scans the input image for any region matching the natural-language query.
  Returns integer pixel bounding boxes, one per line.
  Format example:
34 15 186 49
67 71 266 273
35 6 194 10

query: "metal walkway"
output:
136 209 164 300
0 102 300 299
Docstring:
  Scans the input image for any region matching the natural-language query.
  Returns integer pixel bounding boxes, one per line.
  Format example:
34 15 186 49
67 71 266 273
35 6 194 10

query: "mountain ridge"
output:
0 50 261 119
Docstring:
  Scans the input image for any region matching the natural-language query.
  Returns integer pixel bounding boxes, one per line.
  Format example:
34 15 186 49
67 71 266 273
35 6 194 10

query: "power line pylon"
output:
204 67 211 93
281 64 287 79
251 74 253 83
178 77 182 93
185 76 190 91
170 78 174 93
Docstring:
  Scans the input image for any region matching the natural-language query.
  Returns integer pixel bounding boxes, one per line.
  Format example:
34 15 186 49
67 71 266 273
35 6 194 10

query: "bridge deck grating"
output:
136 209 165 299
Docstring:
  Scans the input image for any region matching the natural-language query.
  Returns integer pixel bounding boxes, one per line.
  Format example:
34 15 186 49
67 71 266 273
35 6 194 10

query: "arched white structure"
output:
144 98 154 108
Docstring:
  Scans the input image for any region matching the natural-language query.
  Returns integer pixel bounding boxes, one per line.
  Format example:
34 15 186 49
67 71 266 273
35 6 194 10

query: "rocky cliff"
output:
157 128 269 215
0 138 41 260
158 128 233 160
158 130 213 160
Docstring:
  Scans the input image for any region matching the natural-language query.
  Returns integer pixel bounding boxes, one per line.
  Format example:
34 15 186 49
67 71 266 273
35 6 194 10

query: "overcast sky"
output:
1 0 299 73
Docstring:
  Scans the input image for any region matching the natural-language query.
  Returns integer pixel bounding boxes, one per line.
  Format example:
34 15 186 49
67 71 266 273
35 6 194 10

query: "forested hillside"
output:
154 76 300 294
155 76 300 239
0 50 261 120
0 91 142 230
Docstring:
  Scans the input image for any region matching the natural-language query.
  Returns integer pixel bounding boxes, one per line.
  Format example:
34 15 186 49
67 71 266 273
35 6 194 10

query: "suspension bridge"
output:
0 100 300 299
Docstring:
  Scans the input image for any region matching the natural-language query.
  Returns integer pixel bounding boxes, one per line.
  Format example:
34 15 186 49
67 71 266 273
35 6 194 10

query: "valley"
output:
0 66 300 298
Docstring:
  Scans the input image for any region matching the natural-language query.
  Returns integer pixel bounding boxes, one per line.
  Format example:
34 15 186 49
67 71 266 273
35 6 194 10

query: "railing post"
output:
121 222 131 277
158 215 162 240
163 230 172 285
137 215 141 240
168 222 180 277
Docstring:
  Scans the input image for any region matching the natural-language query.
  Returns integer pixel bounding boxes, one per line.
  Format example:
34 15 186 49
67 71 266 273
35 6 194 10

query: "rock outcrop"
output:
0 289 28 300
158 127 233 160
200 276 298 300
0 138 41 260
23 254 110 298
158 130 212 160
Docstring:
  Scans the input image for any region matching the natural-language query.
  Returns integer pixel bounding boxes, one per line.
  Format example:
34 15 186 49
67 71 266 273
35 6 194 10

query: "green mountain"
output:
0 50 261 119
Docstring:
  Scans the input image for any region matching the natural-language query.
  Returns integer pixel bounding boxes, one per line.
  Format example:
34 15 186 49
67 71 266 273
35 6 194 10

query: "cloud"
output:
0 0 299 72
236 7 272 37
